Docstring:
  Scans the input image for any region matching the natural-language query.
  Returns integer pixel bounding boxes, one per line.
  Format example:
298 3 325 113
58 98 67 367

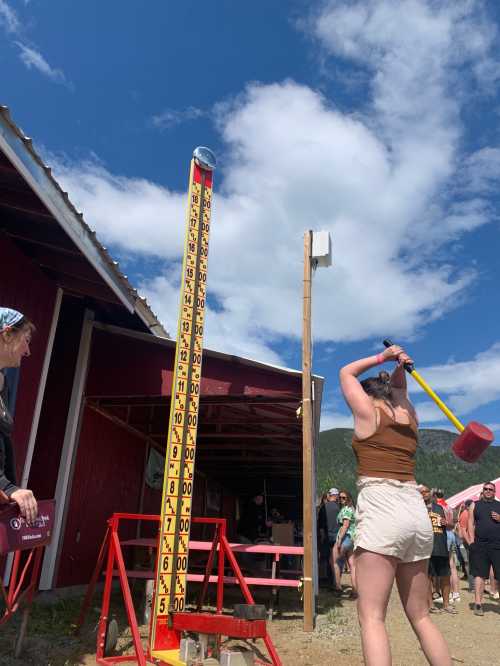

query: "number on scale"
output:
173 597 185 612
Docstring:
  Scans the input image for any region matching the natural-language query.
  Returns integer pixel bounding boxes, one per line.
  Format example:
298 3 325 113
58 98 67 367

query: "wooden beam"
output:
0 192 52 218
191 442 299 451
197 456 300 463
128 418 299 429
302 230 314 632
87 396 300 407
186 418 298 426
146 432 299 440
42 268 122 305
5 231 81 257
86 401 162 453
199 432 299 440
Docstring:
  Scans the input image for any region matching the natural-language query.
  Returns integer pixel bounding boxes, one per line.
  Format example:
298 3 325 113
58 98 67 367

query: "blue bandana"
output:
0 308 24 333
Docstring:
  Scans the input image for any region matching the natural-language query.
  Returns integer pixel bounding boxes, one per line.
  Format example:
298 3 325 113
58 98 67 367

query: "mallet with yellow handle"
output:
383 339 494 462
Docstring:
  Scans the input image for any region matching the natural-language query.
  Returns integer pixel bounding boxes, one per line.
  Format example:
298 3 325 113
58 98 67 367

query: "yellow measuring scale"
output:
150 147 216 662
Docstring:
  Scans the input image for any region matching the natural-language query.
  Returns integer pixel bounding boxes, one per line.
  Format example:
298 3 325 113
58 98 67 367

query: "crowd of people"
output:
319 481 500 612
318 487 357 595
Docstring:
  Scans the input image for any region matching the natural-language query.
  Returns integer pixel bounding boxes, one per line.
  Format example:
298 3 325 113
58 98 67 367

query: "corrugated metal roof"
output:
0 105 169 338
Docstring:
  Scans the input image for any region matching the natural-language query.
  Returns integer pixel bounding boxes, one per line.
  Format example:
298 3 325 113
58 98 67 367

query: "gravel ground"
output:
0 577 498 665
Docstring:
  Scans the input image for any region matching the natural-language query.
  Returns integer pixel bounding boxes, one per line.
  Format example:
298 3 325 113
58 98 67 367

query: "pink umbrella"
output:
447 477 500 508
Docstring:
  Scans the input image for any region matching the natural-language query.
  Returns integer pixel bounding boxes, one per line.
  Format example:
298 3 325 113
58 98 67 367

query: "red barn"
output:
0 107 323 592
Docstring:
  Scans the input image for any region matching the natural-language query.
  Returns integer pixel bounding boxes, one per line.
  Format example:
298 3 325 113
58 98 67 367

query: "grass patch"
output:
326 605 348 627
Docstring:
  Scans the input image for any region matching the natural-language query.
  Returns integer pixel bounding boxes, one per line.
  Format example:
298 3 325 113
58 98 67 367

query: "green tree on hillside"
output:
317 428 500 501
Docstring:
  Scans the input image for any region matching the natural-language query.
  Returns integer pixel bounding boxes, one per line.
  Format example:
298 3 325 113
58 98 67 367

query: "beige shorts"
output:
355 477 433 563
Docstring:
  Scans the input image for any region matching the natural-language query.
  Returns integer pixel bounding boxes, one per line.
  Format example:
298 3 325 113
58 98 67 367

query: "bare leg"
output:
331 544 342 591
355 548 397 666
474 576 485 606
347 550 356 591
431 576 440 599
396 560 452 666
428 577 433 610
440 577 451 610
449 554 459 597
489 567 497 595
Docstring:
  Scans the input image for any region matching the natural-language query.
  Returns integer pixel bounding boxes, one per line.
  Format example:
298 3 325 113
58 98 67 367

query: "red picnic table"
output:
119 536 304 619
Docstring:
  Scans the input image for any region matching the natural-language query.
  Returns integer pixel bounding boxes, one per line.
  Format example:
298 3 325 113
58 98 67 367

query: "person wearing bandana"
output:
0 308 37 523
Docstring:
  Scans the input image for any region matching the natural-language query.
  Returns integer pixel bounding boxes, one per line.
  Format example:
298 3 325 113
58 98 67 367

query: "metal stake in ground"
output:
150 147 216 659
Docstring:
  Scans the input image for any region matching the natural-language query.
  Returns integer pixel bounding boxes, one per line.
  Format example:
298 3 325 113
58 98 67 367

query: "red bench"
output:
119 537 304 618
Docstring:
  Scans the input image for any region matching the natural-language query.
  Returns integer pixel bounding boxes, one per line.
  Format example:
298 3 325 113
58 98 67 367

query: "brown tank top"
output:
352 407 417 481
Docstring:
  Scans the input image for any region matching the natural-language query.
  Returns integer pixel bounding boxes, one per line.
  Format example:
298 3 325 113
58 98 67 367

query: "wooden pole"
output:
302 230 314 632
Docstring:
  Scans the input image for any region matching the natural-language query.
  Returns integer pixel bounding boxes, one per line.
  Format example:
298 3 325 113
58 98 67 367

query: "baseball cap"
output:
327 487 339 496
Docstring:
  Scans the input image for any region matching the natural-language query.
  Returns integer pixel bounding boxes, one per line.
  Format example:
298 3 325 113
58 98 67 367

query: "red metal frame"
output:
0 546 45 658
76 512 282 666
0 547 44 625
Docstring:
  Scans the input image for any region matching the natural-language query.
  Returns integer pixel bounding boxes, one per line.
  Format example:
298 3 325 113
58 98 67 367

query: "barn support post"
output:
2 288 63 588
39 308 94 590
21 287 63 487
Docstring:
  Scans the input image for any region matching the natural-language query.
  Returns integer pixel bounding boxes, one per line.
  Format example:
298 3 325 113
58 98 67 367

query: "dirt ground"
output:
0 576 498 665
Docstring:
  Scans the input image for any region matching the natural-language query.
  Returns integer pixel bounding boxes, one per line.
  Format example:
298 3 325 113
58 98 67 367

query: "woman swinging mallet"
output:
339 344 451 666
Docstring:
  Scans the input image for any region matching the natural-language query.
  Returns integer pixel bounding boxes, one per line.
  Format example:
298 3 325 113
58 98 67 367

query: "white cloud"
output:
320 410 354 431
0 2 68 86
408 343 500 417
485 423 500 434
152 106 205 130
411 401 451 425
0 0 19 33
56 78 478 348
138 274 283 364
52 159 186 256
52 1 499 376
16 42 66 84
458 147 500 194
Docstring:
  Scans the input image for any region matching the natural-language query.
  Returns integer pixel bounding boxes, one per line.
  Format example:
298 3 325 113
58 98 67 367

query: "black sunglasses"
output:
483 486 495 492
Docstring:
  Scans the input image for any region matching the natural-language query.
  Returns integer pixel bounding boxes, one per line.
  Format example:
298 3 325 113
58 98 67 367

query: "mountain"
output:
317 428 500 500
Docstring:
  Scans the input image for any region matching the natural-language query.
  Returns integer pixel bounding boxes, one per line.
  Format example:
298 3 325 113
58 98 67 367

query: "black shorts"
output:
429 555 451 578
469 542 500 580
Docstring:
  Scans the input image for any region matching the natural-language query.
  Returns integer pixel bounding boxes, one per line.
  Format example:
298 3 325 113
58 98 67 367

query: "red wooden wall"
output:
57 405 145 587
87 329 301 399
28 297 85 500
54 324 297 587
0 234 57 478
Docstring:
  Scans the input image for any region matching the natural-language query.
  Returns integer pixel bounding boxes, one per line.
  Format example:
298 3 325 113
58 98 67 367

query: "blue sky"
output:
2 1 500 440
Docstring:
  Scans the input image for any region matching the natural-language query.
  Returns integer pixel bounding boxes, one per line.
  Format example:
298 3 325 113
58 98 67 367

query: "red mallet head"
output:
452 422 494 463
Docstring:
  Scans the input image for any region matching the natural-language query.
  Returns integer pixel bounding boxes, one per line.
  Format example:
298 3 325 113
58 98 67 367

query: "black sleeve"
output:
0 435 18 496
0 379 18 496
317 504 326 530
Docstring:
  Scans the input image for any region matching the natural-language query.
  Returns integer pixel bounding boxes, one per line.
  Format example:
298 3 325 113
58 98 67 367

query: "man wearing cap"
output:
318 488 341 591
